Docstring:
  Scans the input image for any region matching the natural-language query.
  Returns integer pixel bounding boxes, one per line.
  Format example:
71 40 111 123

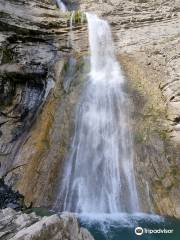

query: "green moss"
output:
158 129 169 141
134 130 148 143
0 78 16 107
2 48 13 64
63 60 69 73
152 179 162 188
69 11 86 25
24 207 53 217
170 165 179 177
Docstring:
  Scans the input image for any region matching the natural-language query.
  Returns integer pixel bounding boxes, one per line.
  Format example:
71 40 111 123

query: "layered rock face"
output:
0 0 87 207
0 0 68 171
0 208 94 240
0 0 179 219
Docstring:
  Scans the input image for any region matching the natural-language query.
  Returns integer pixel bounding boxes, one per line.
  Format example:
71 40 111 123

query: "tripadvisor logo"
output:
135 226 174 236
135 227 143 236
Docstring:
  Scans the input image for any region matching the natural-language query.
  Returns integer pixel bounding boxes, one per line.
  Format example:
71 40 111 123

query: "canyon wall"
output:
0 0 179 217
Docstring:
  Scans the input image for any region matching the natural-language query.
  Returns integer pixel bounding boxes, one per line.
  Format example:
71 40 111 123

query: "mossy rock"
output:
69 11 87 25
2 48 13 64
24 207 54 217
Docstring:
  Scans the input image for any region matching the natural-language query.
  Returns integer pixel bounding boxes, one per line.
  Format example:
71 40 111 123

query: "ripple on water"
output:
75 213 180 240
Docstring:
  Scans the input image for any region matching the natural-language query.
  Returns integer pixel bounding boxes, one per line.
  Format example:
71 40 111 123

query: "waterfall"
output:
54 13 139 213
56 0 67 12
67 11 75 48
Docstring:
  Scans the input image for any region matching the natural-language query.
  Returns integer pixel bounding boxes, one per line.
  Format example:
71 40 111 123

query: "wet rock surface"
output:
0 208 94 240
0 0 179 219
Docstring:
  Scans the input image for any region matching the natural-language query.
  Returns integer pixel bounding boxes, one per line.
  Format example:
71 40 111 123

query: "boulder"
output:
0 208 94 240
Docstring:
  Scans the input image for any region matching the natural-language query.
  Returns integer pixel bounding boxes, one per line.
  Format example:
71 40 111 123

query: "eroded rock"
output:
0 0 180 219
0 208 94 240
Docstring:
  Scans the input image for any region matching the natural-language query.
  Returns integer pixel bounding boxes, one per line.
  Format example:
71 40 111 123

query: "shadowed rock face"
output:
0 0 88 208
0 4 52 178
0 178 25 210
0 0 179 219
0 0 71 202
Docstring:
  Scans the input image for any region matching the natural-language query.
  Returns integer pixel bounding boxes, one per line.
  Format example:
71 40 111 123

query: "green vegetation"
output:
69 10 86 25
24 207 53 217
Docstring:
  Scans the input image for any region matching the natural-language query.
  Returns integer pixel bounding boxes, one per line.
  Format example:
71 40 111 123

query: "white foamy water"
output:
77 212 164 227
54 13 139 213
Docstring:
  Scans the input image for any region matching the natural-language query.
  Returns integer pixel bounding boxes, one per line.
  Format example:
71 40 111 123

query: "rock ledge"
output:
0 208 94 240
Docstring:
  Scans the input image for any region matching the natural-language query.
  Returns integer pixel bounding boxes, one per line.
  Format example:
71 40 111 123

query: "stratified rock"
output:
0 0 70 177
0 208 94 240
0 0 180 219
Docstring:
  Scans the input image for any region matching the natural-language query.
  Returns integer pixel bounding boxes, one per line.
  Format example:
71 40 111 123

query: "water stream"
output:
54 13 139 213
56 0 67 12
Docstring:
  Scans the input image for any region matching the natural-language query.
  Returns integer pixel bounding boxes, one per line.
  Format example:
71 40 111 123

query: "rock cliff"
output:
0 0 179 218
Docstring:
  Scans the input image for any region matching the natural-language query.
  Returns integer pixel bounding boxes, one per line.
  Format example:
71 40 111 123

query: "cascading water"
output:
53 13 180 240
54 13 139 214
56 0 67 12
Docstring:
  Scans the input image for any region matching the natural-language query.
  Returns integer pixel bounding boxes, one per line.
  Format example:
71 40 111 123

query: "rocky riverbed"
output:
0 0 179 222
